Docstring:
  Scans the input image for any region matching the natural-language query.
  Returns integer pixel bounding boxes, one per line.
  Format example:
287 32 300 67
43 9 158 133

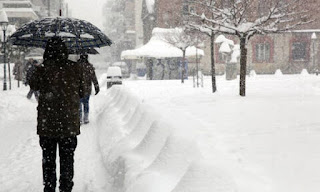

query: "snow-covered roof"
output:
107 66 122 77
215 35 234 46
3 8 38 19
216 35 235 54
146 0 155 14
219 42 232 53
121 28 204 59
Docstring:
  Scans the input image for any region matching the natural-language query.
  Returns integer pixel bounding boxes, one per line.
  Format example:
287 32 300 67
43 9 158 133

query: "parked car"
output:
106 66 122 89
112 61 129 78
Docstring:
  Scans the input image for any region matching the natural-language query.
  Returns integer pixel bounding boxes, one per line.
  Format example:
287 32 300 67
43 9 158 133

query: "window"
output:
183 4 189 15
183 4 195 15
189 5 195 13
255 43 270 62
218 53 227 63
292 42 307 61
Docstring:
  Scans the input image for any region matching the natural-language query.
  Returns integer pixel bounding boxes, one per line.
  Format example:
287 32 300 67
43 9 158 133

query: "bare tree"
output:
185 0 216 92
159 27 203 83
186 0 217 93
190 0 316 96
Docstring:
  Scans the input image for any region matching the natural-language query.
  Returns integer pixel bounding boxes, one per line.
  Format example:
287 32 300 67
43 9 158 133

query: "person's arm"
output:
90 64 100 95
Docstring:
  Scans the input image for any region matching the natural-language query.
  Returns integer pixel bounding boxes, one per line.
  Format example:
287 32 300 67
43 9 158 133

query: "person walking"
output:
13 60 24 82
29 37 84 192
25 59 40 101
78 54 100 124
23 57 34 78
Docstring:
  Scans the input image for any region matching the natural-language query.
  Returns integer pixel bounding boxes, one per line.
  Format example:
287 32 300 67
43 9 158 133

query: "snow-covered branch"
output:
158 27 202 51
189 0 316 40
185 0 317 96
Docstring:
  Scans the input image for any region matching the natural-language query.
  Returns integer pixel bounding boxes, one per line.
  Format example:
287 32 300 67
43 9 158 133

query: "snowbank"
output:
96 85 237 192
96 74 320 192
2 74 320 192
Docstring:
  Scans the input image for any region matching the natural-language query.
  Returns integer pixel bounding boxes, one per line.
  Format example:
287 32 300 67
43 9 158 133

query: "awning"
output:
121 28 204 60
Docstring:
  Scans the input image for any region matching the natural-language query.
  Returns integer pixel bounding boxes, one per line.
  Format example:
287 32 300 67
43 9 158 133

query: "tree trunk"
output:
239 37 247 96
211 33 216 93
181 50 186 83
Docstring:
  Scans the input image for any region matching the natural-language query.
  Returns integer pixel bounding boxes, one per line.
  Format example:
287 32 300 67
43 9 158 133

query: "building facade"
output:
213 31 320 75
130 0 320 76
0 1 39 27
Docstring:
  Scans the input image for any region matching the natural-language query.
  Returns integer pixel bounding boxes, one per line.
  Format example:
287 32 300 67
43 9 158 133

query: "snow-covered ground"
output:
0 72 320 192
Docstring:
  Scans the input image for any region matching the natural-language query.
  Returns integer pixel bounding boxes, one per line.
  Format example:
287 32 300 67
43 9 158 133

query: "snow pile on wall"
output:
96 85 237 192
301 69 309 76
250 70 257 77
275 69 283 76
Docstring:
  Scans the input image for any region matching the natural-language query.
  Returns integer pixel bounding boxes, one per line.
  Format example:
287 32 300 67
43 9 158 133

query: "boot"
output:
26 90 33 99
84 113 89 124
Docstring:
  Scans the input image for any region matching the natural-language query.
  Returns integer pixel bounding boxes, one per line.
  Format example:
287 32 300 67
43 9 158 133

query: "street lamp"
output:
311 32 318 75
0 10 8 91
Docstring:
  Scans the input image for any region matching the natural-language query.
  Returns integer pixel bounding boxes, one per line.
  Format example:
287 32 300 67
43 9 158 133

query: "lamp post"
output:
0 10 8 91
48 0 50 16
311 32 317 75
7 45 13 90
59 0 62 16
196 42 199 87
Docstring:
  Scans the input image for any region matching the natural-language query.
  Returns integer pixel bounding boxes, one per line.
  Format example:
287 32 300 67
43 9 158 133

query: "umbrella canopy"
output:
9 17 112 50
68 48 99 55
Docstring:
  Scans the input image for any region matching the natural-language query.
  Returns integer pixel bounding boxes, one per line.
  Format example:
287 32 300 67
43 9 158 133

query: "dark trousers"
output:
39 136 77 192
79 95 90 118
27 88 39 101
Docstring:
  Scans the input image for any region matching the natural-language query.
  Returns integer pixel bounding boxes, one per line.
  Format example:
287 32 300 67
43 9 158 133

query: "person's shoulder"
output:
43 60 55 66
87 62 95 69
67 60 77 66
67 60 83 72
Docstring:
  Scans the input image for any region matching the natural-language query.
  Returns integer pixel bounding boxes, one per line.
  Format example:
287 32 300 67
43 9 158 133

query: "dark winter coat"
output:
13 61 24 81
29 37 85 138
25 62 37 85
23 60 33 80
78 59 99 96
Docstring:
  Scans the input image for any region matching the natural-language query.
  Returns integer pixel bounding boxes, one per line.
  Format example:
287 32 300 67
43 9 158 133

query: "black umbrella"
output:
9 17 112 50
68 48 99 55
